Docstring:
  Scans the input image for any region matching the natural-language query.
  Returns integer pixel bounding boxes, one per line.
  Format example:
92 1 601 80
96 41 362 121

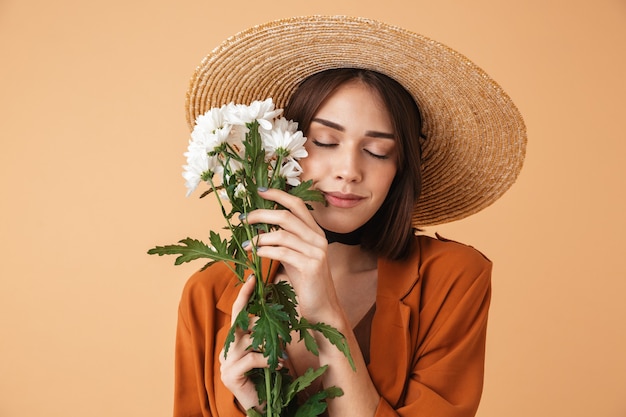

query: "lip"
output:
323 191 365 208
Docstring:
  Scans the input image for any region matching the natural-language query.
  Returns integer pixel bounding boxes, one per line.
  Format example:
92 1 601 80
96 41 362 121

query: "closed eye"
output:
312 139 336 148
312 139 391 160
366 150 389 160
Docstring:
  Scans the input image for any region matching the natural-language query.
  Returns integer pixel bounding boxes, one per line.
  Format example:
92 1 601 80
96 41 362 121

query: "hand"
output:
244 188 341 325
243 189 381 416
219 276 268 412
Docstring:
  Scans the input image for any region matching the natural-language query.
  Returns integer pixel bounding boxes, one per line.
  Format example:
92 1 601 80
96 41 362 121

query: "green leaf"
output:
288 180 325 204
246 408 263 417
224 308 250 357
147 237 243 266
208 231 229 253
285 366 328 405
309 322 355 371
293 317 320 356
322 386 343 399
301 329 319 356
251 303 292 369
268 281 299 324
270 368 285 411
293 386 343 417
269 175 287 193
246 368 267 402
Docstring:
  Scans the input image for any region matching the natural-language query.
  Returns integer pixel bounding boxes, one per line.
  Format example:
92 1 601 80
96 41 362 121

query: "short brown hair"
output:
284 68 423 260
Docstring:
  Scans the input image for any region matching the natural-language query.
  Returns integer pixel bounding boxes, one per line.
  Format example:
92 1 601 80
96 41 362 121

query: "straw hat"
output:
186 15 527 227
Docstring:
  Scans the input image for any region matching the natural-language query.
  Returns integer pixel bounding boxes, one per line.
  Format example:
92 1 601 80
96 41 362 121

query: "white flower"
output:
224 98 282 130
228 124 249 146
279 159 303 186
234 183 247 199
183 139 220 197
261 120 308 160
182 99 308 196
194 106 227 134
182 164 204 197
182 140 208 196
248 98 283 130
192 104 249 155
184 115 229 197
184 137 207 166
270 116 299 134
191 124 235 153
182 154 207 197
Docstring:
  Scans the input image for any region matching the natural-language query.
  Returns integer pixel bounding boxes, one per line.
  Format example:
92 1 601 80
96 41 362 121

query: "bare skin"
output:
219 81 398 416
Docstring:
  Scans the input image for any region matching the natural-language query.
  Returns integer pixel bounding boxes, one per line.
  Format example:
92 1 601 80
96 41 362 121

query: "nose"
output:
333 148 362 183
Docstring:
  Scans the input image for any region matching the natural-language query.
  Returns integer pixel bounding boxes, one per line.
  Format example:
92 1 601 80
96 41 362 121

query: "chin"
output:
312 205 373 233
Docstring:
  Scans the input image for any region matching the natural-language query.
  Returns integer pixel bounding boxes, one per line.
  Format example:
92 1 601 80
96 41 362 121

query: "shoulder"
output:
414 233 492 296
417 233 491 270
377 234 491 299
179 262 240 316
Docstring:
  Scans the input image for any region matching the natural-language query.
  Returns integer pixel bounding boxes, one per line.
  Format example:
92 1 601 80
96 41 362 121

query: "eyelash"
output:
312 139 389 160
311 139 335 148
366 150 389 160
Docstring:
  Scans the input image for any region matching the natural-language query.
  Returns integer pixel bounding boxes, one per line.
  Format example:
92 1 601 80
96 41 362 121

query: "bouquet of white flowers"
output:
148 99 354 417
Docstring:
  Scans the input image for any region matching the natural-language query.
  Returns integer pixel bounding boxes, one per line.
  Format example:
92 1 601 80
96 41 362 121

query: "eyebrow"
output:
311 117 395 140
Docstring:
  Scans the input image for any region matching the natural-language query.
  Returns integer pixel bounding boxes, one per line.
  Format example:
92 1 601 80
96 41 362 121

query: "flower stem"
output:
264 367 273 417
207 169 251 281
268 154 283 187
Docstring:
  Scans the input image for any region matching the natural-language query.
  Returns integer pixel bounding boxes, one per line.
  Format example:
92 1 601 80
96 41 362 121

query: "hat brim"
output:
186 15 527 226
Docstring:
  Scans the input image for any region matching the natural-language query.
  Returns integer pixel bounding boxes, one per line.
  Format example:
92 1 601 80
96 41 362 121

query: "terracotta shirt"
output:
173 234 492 417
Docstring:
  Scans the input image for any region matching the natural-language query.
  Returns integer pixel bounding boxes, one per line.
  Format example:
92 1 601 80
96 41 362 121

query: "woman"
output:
174 16 526 417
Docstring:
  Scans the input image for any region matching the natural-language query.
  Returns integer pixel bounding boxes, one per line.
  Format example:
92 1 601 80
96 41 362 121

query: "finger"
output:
220 351 272 381
231 274 256 326
257 188 323 232
252 244 324 273
246 208 326 247
252 228 326 260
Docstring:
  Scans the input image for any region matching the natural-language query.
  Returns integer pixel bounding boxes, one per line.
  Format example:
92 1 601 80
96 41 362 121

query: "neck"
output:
326 242 378 276
321 225 377 275
322 225 365 245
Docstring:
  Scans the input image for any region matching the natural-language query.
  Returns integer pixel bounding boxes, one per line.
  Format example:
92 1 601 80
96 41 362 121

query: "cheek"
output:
377 166 397 198
299 151 322 181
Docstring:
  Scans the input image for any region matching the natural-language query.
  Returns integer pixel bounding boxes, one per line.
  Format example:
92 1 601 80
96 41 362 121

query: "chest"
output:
279 268 378 398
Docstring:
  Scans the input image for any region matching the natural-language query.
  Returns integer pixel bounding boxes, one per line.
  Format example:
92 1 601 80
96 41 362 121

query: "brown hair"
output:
284 68 423 260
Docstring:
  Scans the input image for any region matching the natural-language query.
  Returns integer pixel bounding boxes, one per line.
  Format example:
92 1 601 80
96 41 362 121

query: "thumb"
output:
230 274 256 325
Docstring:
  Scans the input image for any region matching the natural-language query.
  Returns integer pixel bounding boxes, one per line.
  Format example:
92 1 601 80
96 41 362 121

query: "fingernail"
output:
242 240 250 249
246 273 255 282
257 186 268 192
282 351 288 359
238 212 247 221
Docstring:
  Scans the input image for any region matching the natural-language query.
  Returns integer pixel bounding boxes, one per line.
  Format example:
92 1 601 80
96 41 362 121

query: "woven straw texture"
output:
186 15 527 226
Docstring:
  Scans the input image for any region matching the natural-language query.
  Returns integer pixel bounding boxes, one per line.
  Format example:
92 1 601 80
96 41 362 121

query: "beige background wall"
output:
1 0 625 416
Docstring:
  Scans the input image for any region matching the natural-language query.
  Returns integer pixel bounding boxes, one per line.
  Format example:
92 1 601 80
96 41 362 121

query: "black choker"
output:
322 225 365 245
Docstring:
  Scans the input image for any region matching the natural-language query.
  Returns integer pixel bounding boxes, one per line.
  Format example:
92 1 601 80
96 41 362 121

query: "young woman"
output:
174 16 526 417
